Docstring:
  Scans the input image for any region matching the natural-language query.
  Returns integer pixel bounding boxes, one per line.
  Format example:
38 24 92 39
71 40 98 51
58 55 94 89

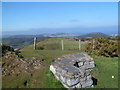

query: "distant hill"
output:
2 32 110 48
77 32 110 38
2 35 45 48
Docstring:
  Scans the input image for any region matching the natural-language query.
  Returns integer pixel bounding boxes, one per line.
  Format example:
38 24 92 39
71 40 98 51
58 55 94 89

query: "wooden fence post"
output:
61 40 64 50
34 37 37 50
79 39 81 50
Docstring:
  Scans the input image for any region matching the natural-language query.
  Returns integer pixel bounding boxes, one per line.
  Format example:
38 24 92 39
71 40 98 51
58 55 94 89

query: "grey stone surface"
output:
50 52 95 88
78 62 84 66
76 83 81 88
67 78 79 86
81 79 93 88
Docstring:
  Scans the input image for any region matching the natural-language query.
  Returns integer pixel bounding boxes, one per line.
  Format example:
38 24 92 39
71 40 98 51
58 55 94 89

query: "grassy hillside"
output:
36 38 87 50
2 36 45 48
2 38 118 88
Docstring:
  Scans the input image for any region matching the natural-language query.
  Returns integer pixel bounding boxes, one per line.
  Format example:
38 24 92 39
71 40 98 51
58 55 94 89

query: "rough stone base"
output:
50 53 95 88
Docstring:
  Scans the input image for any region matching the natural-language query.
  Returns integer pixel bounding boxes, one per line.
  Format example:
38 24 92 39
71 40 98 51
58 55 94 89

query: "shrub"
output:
39 46 45 50
85 37 118 57
36 45 45 50
1 44 14 56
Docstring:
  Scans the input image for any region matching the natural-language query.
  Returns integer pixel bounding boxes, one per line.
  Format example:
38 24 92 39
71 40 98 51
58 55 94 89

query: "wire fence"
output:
35 38 92 51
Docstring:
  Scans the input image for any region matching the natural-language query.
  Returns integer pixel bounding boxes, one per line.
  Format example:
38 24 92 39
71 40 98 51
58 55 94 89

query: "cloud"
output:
70 19 80 22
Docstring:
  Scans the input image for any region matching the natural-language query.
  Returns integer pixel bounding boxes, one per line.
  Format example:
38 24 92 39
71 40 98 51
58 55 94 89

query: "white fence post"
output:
34 37 36 50
79 39 81 50
61 40 64 50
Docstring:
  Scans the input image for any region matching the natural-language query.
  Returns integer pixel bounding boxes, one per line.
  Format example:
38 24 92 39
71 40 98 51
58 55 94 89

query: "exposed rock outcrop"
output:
2 51 43 76
50 53 95 88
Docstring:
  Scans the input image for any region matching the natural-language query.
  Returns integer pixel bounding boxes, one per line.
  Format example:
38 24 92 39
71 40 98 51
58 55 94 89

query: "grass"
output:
2 37 118 88
38 69 65 88
2 74 29 88
37 38 87 51
90 54 118 88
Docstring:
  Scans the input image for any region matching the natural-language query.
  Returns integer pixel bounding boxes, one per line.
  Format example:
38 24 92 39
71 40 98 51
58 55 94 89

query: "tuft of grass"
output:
41 69 65 88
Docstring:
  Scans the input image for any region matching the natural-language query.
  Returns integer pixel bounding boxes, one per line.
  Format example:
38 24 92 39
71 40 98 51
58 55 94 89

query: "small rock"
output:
78 62 83 66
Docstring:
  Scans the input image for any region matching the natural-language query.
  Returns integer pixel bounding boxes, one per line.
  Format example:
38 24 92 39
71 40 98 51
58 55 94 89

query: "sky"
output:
2 2 118 35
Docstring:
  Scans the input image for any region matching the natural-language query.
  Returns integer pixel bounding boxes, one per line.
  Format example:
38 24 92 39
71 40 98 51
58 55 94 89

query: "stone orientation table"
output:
50 52 95 88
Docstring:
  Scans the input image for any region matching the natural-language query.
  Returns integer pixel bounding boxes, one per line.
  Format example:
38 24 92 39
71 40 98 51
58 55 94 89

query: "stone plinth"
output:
50 53 95 88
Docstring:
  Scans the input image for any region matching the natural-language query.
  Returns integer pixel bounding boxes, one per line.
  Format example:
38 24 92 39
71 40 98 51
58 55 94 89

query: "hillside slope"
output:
2 35 45 48
2 38 118 88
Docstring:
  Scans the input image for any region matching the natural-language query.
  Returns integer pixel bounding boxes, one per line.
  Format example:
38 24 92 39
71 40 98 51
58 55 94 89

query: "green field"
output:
36 38 87 51
2 38 118 88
